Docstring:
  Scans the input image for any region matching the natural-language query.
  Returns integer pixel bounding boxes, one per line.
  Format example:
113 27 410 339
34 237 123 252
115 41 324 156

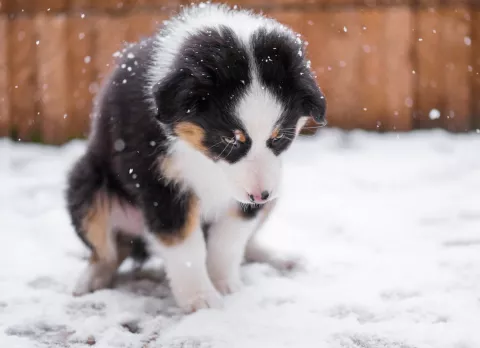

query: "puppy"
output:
66 2 326 312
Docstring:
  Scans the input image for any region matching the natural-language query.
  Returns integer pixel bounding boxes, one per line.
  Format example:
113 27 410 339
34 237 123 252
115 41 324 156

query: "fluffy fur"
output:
66 2 326 312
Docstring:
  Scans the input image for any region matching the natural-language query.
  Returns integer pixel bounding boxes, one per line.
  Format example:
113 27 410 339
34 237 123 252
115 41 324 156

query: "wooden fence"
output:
0 0 480 144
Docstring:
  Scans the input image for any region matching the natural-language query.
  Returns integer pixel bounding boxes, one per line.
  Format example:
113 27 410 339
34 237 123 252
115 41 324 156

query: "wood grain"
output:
304 11 364 130
0 15 8 136
68 16 95 140
472 9 480 130
94 17 129 83
36 13 70 144
382 7 414 131
126 13 167 43
9 17 38 141
415 7 471 132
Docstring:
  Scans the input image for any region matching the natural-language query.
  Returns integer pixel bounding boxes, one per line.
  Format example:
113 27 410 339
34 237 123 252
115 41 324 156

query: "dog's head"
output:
153 24 326 204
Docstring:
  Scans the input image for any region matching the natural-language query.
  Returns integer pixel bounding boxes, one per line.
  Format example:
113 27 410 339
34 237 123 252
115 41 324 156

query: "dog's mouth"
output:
238 201 267 209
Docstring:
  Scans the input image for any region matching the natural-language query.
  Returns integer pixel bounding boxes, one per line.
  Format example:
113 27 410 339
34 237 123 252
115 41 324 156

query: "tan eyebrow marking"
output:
271 127 280 139
234 130 246 143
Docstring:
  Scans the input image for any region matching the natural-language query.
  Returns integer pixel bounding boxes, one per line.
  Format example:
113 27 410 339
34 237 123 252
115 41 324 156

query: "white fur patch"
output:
163 139 234 219
206 204 261 295
145 226 223 311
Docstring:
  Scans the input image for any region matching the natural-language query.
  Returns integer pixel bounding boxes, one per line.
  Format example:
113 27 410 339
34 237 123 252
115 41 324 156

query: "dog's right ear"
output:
152 69 198 124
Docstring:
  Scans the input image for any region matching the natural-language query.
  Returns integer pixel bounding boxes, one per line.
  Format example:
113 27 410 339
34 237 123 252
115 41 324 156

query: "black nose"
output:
261 191 269 200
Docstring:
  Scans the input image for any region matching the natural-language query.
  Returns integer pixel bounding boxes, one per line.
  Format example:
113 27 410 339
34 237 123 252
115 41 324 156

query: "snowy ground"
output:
1 129 479 348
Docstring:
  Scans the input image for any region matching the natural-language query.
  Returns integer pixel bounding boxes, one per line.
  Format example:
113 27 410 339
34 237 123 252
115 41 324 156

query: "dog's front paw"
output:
174 286 224 313
269 254 306 273
246 244 307 274
72 264 114 296
212 276 243 295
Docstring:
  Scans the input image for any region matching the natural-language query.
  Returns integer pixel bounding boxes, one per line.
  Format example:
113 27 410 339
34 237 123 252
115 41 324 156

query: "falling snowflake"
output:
429 108 441 120
114 139 125 152
405 98 413 108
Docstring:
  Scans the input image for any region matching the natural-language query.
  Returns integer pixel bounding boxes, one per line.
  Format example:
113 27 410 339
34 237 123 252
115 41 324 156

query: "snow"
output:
1 129 480 348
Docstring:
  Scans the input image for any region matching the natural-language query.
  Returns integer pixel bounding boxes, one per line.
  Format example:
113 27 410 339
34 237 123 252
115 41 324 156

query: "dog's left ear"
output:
304 87 327 126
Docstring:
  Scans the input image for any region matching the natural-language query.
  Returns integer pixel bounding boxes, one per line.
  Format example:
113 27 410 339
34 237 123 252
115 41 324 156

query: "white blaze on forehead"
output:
236 80 284 151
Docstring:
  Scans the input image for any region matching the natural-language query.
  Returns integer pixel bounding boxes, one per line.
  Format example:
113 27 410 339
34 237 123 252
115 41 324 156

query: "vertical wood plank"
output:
0 15 9 136
125 13 167 43
68 16 95 140
94 17 129 83
70 0 91 10
9 17 38 141
358 9 387 131
416 7 471 132
265 10 306 39
135 0 180 9
90 0 132 11
382 7 414 131
472 9 480 130
34 0 67 12
36 13 70 144
5 0 36 13
304 11 363 130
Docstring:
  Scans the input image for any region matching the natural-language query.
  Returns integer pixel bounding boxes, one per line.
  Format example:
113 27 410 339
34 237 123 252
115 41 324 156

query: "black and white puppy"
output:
66 2 326 312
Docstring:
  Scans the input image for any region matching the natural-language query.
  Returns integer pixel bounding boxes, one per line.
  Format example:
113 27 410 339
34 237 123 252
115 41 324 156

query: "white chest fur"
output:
162 139 235 220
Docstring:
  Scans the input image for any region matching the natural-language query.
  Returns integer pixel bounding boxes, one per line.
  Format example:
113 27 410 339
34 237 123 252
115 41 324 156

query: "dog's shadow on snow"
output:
107 256 303 315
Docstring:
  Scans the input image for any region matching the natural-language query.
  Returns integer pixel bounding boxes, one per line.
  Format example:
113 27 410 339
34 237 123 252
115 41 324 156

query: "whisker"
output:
207 140 224 150
216 143 231 160
280 130 297 136
224 142 235 159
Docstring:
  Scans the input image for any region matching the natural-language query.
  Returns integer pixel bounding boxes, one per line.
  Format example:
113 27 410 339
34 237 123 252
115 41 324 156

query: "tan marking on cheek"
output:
81 193 113 261
158 195 200 246
234 129 246 143
174 122 208 153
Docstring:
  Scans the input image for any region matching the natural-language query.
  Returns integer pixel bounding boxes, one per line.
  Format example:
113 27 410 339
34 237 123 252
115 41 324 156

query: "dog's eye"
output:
272 133 284 143
221 136 238 146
